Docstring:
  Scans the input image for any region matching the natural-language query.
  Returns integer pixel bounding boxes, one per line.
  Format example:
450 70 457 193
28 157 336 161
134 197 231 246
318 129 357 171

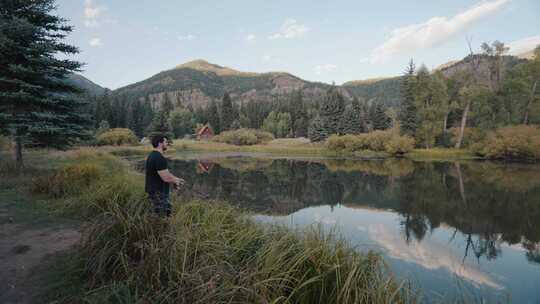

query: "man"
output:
145 135 185 217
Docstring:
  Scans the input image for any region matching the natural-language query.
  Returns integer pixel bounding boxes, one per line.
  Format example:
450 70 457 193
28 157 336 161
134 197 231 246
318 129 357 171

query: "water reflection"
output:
137 156 540 302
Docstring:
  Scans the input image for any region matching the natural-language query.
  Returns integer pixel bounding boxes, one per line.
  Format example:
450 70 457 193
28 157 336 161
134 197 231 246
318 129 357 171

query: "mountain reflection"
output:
157 157 540 264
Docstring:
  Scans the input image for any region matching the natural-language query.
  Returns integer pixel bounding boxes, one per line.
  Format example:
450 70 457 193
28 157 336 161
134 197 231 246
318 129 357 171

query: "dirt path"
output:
0 192 81 304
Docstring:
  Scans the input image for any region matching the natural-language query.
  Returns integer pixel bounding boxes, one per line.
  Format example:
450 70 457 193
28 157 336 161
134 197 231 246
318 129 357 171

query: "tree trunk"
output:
455 100 471 149
443 112 448 132
12 137 23 168
523 80 538 125
455 162 467 205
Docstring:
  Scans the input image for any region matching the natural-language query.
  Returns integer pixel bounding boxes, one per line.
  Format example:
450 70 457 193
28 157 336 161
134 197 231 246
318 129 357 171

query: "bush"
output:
384 136 415 155
326 130 414 155
32 163 104 198
0 135 9 151
96 128 139 146
449 127 485 148
213 128 274 145
472 125 540 161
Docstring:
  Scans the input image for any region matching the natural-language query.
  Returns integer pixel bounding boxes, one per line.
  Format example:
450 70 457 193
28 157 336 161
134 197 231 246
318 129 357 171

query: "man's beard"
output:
163 145 168 151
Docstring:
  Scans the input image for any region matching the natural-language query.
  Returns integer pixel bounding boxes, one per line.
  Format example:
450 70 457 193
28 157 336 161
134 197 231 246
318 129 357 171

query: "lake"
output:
137 153 540 303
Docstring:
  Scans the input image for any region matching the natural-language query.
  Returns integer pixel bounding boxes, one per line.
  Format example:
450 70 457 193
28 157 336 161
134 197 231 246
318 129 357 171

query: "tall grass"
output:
29 151 417 303
76 198 415 303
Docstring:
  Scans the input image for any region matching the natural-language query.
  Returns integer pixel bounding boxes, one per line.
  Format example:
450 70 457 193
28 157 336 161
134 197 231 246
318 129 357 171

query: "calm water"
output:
138 154 540 303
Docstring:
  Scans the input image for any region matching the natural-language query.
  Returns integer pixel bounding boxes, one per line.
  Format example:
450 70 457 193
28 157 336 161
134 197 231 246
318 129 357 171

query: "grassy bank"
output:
1 149 416 303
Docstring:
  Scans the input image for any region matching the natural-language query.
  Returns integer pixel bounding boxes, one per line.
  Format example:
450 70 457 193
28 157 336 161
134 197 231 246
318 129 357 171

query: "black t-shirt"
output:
145 151 169 194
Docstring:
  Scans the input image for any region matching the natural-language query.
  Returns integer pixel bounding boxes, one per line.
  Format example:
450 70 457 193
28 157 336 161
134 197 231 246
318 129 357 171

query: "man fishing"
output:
145 135 185 217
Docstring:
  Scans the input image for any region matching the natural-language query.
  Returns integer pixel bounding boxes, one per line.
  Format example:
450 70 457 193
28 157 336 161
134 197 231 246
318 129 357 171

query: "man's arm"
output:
158 169 185 186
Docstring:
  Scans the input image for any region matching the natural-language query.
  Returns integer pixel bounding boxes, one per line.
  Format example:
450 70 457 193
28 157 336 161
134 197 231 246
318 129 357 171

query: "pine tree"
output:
372 102 390 130
129 100 145 137
320 87 345 135
146 110 174 141
221 92 234 131
162 93 174 115
168 108 194 138
308 116 328 142
141 97 154 133
342 97 365 134
399 59 417 136
0 0 91 166
208 100 221 134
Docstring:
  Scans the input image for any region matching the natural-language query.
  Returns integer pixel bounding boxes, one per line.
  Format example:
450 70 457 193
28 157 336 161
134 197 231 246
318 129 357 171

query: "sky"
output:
55 0 540 90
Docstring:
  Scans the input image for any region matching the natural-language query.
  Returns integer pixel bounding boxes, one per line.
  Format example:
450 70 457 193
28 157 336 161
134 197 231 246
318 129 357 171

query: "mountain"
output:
67 73 108 97
105 49 535 111
342 76 402 107
435 54 526 87
113 59 341 109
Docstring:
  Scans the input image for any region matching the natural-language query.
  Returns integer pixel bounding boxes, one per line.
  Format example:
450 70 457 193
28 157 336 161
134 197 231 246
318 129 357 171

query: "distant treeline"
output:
88 41 540 150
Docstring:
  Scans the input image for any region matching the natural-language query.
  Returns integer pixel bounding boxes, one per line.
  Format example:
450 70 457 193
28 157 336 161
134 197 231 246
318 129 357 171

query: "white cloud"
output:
507 35 540 55
177 34 196 41
83 0 106 28
245 34 256 42
314 64 337 75
269 19 309 40
262 55 272 62
89 37 102 47
371 0 509 63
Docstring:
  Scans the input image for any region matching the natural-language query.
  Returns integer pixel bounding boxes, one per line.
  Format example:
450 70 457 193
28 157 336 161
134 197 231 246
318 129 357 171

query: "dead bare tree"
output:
455 37 482 149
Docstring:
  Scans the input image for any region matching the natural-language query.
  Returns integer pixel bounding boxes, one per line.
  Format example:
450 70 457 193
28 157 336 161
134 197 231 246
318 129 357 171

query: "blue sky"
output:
56 0 540 89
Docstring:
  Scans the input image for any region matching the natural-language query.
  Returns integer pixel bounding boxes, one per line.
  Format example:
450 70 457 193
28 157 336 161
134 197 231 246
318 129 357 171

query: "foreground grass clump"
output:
213 128 274 145
472 125 540 161
96 128 139 146
327 131 415 156
76 199 413 304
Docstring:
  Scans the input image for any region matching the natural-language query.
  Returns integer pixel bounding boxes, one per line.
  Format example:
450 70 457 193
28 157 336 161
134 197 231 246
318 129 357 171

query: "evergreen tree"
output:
0 0 91 166
96 120 110 135
289 90 303 136
372 102 390 130
129 99 145 137
162 93 174 115
193 106 208 125
342 97 365 134
399 59 417 136
146 110 174 141
221 92 234 131
294 108 309 138
231 119 241 130
141 97 154 133
208 100 221 134
168 108 195 138
320 87 345 135
308 116 328 142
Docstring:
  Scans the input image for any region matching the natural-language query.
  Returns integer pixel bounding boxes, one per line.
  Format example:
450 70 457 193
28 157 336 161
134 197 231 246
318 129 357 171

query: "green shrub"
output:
213 128 274 145
96 128 139 146
32 163 104 198
384 136 415 155
472 125 540 161
364 130 394 151
449 127 485 148
0 135 10 151
326 130 414 155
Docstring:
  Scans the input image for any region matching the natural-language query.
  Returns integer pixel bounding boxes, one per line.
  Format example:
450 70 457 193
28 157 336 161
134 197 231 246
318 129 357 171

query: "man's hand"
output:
174 178 186 189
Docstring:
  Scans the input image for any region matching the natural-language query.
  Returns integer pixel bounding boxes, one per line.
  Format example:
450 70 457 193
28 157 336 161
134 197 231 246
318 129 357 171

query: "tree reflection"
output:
154 157 540 263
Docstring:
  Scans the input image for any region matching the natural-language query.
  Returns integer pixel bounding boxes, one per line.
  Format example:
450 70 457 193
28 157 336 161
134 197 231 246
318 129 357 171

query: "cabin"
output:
197 125 214 140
